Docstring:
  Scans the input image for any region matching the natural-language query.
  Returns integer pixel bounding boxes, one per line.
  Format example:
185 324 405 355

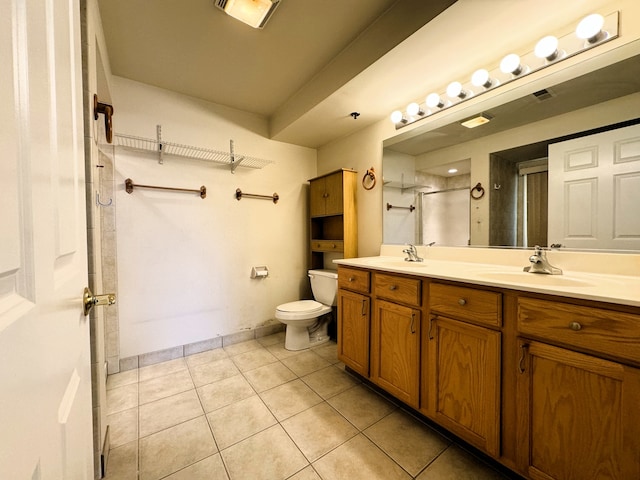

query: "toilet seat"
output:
276 300 332 320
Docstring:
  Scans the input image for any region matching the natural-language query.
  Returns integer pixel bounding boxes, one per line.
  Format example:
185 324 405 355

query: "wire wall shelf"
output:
113 126 274 172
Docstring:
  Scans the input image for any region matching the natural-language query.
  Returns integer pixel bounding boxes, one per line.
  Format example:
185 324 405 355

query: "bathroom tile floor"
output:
104 334 511 480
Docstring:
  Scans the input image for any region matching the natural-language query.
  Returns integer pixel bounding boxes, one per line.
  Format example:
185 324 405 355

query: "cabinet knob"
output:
348 277 355 282
458 298 467 306
332 243 336 249
569 321 582 331
389 285 397 291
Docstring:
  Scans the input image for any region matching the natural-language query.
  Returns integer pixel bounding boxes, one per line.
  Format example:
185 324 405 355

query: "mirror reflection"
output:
382 53 640 251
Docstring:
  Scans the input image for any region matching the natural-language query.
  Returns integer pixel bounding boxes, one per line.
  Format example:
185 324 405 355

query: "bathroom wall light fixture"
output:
534 35 561 61
500 53 526 76
214 0 280 29
390 11 619 129
471 69 494 89
446 81 468 100
460 113 492 129
576 13 605 43
390 110 408 124
426 93 445 109
406 102 425 116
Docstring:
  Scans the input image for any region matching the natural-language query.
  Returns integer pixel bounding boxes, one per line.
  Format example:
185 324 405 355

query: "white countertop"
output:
334 255 640 308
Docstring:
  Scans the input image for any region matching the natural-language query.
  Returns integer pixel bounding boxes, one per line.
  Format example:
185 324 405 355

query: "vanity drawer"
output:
374 273 421 307
338 267 370 294
311 239 344 252
430 283 502 327
517 297 640 364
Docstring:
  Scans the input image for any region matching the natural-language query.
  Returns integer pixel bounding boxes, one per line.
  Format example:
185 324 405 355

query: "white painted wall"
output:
112 77 316 357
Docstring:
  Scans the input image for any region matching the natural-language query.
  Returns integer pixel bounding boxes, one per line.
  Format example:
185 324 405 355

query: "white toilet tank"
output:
308 269 338 306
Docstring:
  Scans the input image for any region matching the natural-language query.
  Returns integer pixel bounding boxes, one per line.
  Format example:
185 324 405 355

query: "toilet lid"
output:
277 300 324 313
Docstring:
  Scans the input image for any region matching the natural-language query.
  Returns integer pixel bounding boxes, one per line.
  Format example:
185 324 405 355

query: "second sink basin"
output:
476 271 595 288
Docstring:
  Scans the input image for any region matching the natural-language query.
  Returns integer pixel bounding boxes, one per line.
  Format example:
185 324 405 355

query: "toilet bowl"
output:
275 269 338 351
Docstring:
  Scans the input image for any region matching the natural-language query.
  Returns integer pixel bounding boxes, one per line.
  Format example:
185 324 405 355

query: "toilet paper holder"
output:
251 266 269 279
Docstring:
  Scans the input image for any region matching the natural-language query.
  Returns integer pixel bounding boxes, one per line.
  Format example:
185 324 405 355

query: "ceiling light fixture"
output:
448 168 458 174
460 113 492 129
214 0 281 29
389 11 618 129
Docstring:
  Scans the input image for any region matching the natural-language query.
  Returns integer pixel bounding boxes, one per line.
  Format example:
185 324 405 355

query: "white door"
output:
548 124 640 250
0 0 93 478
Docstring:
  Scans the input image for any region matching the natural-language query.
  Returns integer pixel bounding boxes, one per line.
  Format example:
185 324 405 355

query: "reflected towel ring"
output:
470 182 485 199
362 167 377 190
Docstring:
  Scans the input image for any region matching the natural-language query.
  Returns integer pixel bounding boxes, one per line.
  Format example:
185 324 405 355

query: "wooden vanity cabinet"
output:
370 273 422 408
337 267 371 376
516 297 640 480
309 169 357 269
422 282 502 457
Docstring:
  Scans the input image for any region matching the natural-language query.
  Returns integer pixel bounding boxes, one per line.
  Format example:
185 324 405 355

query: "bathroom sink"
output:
475 271 595 288
383 261 429 269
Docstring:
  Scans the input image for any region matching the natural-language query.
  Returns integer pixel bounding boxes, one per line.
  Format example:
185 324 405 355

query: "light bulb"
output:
535 35 560 61
448 168 458 174
390 110 406 124
471 69 492 88
500 53 524 75
576 13 605 43
426 93 444 109
446 81 466 99
406 102 424 116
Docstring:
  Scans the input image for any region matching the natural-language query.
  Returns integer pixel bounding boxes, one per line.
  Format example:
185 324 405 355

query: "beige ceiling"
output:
97 0 457 148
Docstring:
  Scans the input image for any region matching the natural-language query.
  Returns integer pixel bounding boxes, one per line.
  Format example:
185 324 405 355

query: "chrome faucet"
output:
402 244 423 262
523 246 562 275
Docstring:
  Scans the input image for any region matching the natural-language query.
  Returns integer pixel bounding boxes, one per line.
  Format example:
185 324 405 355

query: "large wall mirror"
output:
382 49 640 252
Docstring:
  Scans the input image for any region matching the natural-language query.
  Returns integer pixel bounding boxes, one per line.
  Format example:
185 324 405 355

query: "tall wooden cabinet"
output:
309 169 357 269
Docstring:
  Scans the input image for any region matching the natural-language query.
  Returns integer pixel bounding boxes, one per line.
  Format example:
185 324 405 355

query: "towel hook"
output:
96 191 113 207
94 94 114 143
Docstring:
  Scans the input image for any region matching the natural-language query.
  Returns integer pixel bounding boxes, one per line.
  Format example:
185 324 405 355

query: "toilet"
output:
275 269 338 351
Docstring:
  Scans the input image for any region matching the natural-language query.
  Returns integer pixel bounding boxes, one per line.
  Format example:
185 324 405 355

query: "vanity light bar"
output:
391 11 619 129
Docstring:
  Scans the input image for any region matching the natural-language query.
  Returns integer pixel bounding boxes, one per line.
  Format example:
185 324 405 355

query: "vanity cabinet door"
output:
426 315 501 456
337 289 370 377
371 299 420 408
517 340 640 480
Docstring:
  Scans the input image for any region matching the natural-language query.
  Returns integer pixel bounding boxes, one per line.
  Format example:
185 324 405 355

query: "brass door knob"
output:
83 287 116 316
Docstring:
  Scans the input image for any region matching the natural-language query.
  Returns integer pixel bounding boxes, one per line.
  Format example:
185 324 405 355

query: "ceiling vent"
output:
532 88 555 102
214 0 281 29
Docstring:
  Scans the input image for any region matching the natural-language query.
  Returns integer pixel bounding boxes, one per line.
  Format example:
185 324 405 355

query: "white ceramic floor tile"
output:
107 407 138 448
281 350 331 377
106 369 139 391
230 347 278 372
312 434 411 480
197 374 255 413
190 357 240 387
259 379 323 421
221 425 308 480
223 339 262 356
139 416 217 480
243 361 297 392
207 395 277 449
106 383 138 415
364 410 450 476
186 348 229 369
327 384 396 431
139 389 204 438
281 402 358 462
164 453 229 480
139 358 188 382
139 368 194 405
301 365 359 399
